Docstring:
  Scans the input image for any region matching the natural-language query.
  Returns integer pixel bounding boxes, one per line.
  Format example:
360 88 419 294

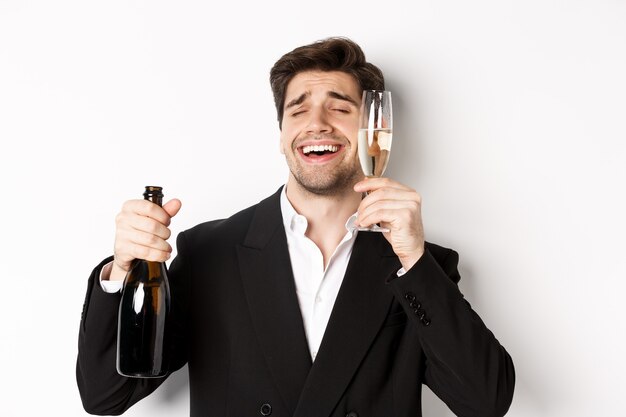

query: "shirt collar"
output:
280 185 358 236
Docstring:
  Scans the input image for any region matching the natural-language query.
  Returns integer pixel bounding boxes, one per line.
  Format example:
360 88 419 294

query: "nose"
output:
305 106 332 135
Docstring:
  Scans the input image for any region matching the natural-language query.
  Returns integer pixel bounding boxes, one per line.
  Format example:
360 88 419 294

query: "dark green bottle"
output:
116 186 171 378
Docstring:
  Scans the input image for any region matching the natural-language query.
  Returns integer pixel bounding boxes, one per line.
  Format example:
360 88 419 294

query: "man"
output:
77 37 515 416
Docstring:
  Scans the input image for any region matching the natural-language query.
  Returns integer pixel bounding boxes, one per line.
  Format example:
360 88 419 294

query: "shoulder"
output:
178 203 256 248
176 187 282 250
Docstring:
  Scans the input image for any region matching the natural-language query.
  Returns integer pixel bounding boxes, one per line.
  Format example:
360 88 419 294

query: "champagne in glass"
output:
356 90 393 232
358 127 392 178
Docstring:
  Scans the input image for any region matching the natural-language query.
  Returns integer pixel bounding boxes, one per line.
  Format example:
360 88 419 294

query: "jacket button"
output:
260 403 272 416
346 412 358 417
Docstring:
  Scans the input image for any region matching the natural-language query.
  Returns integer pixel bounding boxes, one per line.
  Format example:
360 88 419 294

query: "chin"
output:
296 176 357 197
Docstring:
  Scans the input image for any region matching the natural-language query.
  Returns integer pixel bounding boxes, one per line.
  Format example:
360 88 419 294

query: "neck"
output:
285 177 361 267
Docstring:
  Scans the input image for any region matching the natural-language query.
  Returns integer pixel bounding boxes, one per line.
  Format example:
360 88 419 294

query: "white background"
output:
1 1 625 416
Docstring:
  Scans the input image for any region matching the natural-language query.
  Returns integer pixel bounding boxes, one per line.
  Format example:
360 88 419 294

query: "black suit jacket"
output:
77 188 515 416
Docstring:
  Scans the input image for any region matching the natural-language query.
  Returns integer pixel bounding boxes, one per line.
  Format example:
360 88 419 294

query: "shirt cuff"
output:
99 260 124 293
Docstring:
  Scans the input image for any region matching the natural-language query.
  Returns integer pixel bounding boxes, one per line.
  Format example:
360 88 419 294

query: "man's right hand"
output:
108 198 182 281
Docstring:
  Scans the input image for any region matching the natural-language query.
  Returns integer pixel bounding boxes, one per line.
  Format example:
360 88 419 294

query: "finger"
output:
118 211 172 240
358 188 421 213
119 228 173 254
114 238 171 264
128 244 172 263
121 199 173 226
354 177 412 193
114 235 172 262
358 200 420 229
163 198 182 218
359 198 419 219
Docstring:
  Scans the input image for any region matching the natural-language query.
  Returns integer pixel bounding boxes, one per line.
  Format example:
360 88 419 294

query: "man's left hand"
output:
354 177 425 271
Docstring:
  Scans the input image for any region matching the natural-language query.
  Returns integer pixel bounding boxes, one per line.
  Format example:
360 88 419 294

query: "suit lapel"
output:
236 189 312 414
294 231 399 417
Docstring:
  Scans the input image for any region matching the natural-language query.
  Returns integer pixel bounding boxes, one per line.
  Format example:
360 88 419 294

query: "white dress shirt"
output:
279 187 358 361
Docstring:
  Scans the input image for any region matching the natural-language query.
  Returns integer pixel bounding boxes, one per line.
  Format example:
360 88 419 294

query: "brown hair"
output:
269 37 385 127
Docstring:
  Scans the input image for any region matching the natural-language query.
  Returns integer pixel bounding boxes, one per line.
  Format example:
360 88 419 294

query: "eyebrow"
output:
328 91 358 106
285 93 309 109
285 91 359 109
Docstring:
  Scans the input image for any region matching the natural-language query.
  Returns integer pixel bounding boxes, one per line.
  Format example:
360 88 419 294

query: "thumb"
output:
163 198 182 218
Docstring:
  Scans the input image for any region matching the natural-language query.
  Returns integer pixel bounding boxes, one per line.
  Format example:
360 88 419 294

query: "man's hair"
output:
269 37 385 128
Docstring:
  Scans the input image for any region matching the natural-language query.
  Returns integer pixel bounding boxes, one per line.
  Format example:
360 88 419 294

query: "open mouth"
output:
301 144 340 157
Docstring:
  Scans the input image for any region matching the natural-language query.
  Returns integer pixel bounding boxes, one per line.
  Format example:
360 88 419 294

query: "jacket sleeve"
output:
386 245 515 417
76 233 191 415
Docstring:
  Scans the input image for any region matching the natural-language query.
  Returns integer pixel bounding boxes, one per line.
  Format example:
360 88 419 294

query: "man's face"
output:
280 70 363 196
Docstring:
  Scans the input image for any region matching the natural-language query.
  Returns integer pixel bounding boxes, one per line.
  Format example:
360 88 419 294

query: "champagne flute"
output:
355 90 393 232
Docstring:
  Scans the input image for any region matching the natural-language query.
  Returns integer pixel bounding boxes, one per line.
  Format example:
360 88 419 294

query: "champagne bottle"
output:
116 186 171 378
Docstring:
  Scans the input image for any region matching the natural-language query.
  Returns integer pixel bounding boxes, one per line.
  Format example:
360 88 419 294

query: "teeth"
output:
302 144 339 155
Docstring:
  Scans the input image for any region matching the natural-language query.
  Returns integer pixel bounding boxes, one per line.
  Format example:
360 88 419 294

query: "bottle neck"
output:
143 186 164 207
